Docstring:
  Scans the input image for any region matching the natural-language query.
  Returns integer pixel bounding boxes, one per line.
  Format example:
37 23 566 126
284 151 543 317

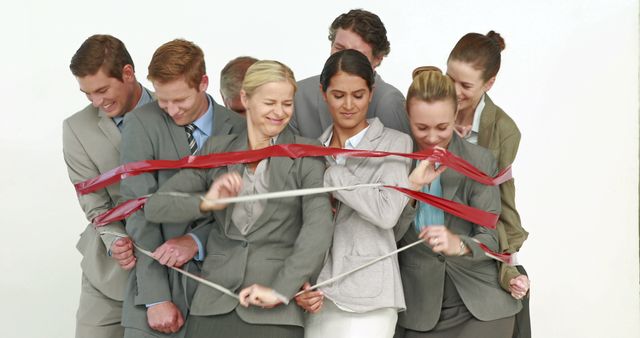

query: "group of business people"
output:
63 8 530 338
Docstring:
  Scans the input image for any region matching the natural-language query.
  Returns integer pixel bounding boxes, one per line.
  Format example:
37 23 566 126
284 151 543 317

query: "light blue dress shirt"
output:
414 163 445 232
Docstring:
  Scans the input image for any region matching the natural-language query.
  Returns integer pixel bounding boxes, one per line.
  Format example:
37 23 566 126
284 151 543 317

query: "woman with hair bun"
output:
447 31 530 338
394 67 520 338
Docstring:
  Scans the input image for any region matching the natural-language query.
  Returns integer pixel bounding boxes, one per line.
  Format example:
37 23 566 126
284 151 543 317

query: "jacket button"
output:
437 255 445 262
241 241 248 248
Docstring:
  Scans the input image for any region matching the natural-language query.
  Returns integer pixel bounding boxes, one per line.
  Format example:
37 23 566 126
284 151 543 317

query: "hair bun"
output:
412 66 442 79
486 31 506 51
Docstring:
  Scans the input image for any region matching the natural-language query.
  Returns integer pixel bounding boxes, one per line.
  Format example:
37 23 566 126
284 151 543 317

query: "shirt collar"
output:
471 94 485 133
322 125 370 149
192 95 214 136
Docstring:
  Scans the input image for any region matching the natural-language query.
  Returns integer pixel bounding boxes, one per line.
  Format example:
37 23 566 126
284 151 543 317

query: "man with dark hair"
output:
63 34 153 338
219 56 258 115
120 39 245 338
290 9 410 138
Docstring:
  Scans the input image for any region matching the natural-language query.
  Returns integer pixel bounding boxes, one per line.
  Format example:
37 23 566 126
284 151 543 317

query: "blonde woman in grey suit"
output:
144 60 334 338
393 67 520 338
294 49 412 338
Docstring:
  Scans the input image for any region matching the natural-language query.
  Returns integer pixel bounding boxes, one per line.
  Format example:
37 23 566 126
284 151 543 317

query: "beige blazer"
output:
315 118 411 312
144 127 335 327
478 94 528 289
395 133 521 332
62 85 153 302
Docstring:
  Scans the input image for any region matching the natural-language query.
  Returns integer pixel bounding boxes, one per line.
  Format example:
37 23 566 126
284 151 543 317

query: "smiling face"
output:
408 98 457 150
153 75 209 126
76 66 137 118
446 59 495 114
242 80 295 141
330 28 382 69
323 71 372 135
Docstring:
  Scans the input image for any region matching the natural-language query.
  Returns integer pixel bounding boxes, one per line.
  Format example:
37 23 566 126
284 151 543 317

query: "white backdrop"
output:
0 1 638 337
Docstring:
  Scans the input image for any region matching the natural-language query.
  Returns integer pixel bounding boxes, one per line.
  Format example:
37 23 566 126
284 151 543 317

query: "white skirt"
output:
304 299 398 338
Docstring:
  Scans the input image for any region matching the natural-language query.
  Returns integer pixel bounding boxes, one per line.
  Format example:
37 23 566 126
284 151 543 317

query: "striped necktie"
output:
185 124 197 155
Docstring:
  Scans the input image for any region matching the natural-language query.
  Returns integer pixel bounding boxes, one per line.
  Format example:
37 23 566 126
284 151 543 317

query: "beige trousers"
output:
76 274 124 338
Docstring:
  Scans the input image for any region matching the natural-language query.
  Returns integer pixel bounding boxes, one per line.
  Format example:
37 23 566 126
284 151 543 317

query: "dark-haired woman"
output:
394 67 521 338
447 31 530 338
295 49 412 338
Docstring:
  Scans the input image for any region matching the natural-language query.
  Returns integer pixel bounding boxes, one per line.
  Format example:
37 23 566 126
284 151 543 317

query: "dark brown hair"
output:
320 49 374 93
69 34 134 80
448 31 505 82
328 9 391 59
148 39 206 89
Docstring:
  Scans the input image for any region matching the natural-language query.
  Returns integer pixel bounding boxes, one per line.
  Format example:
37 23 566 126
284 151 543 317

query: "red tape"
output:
93 196 148 227
76 144 511 196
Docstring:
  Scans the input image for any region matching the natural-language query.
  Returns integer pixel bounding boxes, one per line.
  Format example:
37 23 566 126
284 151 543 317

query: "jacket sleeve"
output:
120 112 171 305
62 119 124 252
325 134 412 229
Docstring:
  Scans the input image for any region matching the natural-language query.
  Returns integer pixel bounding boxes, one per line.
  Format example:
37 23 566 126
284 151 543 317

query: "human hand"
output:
409 159 447 191
454 124 472 138
111 237 136 270
509 274 530 299
200 172 243 211
418 226 467 256
147 301 184 334
294 282 324 313
152 235 198 268
238 284 283 308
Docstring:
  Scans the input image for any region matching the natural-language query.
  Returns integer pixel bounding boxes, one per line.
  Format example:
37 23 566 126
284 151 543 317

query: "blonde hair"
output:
242 60 297 97
406 66 457 111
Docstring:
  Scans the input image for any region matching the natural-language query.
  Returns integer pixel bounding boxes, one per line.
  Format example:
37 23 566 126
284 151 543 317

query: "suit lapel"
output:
344 118 384 171
441 134 464 201
477 94 497 148
222 133 248 238
97 111 121 152
245 129 295 235
163 113 190 158
211 97 233 137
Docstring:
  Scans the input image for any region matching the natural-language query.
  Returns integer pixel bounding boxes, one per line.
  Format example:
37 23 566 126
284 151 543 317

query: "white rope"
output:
157 183 385 205
100 230 240 300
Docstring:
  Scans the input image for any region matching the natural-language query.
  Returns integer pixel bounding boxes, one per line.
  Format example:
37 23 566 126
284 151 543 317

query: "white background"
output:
0 1 638 337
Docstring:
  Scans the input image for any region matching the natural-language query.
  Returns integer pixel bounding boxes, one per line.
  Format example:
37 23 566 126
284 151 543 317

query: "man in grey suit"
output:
120 39 246 338
290 9 411 138
63 34 153 338
219 56 258 115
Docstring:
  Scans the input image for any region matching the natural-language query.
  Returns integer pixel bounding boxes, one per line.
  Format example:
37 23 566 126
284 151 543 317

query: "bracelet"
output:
458 240 466 256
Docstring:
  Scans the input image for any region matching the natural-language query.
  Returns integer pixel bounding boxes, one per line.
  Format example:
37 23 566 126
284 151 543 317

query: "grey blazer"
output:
63 90 156 301
119 96 245 336
290 74 411 138
395 133 521 332
144 127 335 328
316 118 410 312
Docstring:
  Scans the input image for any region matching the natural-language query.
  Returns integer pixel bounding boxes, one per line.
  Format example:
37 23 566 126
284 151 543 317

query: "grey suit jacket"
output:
316 118 410 312
120 96 245 336
144 127 335 327
395 133 521 332
290 74 411 138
